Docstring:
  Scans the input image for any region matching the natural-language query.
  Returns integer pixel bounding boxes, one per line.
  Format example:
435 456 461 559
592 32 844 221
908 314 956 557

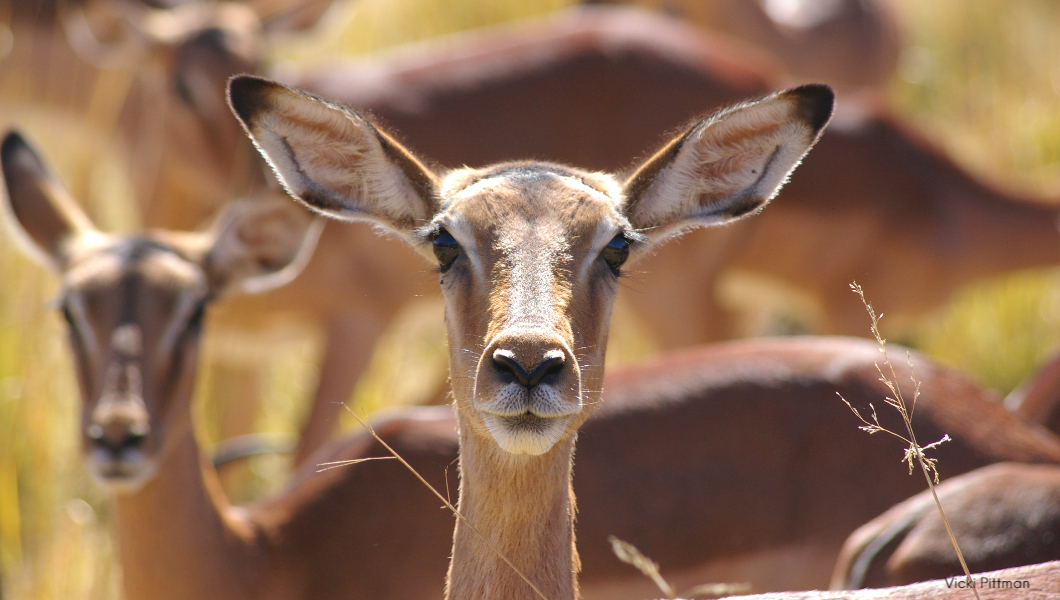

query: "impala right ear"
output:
227 75 439 237
1 131 99 271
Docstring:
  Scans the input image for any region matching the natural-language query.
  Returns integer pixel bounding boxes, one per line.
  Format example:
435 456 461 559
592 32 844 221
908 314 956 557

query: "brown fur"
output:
580 0 902 93
832 463 1060 589
1008 350 1060 435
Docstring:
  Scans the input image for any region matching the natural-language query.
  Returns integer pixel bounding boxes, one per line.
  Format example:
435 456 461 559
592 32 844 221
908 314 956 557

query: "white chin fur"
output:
482 413 570 455
86 451 158 494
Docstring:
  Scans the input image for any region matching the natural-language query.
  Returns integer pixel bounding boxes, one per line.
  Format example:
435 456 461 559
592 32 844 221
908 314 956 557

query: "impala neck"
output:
111 420 261 600
447 416 580 600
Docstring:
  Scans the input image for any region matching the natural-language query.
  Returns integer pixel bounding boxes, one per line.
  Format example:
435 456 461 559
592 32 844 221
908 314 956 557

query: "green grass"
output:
3 0 1060 597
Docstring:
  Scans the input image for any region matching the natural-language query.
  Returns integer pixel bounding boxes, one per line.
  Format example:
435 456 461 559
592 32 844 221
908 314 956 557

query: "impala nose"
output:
87 419 150 454
492 348 566 388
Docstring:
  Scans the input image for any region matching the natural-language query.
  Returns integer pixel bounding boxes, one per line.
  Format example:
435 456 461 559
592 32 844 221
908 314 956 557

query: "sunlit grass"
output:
3 0 1060 598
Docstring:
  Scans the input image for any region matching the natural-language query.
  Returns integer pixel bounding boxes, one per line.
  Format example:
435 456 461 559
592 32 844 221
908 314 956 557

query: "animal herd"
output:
3 1 1060 599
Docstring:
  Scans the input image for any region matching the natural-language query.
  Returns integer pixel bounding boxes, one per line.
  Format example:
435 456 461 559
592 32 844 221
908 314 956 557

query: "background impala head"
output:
228 75 834 457
0 130 319 492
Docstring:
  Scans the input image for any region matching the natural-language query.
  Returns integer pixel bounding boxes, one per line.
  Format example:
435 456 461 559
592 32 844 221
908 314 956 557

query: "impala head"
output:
1 131 319 492
228 75 833 456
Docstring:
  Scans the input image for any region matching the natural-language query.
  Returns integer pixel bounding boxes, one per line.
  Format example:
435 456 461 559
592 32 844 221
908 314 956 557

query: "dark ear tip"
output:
227 75 279 126
785 83 835 133
1 130 29 164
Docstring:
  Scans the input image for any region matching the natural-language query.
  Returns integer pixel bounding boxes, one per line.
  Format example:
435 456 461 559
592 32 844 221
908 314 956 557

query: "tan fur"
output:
229 75 832 600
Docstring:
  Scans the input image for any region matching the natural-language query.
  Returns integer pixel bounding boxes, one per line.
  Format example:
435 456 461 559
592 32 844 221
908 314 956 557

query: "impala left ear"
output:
622 84 833 247
202 192 324 296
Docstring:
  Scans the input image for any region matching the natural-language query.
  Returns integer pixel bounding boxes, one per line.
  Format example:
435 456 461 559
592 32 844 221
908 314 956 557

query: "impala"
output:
832 462 1060 590
1006 350 1060 435
577 0 902 92
10 129 1060 597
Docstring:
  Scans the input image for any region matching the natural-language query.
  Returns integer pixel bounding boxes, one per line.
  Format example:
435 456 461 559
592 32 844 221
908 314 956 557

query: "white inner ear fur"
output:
251 91 430 230
629 97 814 232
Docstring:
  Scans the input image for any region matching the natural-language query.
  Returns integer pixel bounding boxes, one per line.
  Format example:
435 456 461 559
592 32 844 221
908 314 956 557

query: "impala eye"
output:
186 298 207 332
601 234 630 275
59 301 75 326
432 229 460 272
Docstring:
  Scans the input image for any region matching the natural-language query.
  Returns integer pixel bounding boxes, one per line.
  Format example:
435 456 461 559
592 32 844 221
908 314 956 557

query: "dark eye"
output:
601 234 630 275
186 298 208 333
432 229 460 272
59 301 75 326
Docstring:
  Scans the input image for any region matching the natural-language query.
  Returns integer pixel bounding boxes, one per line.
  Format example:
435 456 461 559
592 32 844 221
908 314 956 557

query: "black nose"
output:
492 349 566 388
87 422 149 454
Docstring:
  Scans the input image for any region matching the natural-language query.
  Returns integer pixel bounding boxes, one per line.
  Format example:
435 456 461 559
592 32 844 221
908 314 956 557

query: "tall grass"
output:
1 0 1059 598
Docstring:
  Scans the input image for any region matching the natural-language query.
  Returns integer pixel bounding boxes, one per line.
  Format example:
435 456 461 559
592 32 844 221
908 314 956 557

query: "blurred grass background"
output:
2 0 1060 597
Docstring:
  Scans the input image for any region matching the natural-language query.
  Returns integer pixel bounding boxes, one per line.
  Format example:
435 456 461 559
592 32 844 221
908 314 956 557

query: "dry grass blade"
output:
340 403 550 600
607 536 750 599
608 536 675 598
314 456 396 473
842 282 980 600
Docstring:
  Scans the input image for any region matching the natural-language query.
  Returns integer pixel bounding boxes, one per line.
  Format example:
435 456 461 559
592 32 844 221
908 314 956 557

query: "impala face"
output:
58 237 209 491
1 131 318 492
426 164 633 454
228 75 834 456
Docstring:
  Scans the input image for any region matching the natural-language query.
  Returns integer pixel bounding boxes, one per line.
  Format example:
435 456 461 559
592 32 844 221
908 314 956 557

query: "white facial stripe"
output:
158 282 208 359
577 217 624 282
65 291 100 359
438 214 484 280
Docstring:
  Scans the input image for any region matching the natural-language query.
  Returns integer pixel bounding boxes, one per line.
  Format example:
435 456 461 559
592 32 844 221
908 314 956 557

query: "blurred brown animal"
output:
831 462 1060 589
1007 350 1060 435
579 0 902 92
9 126 1060 596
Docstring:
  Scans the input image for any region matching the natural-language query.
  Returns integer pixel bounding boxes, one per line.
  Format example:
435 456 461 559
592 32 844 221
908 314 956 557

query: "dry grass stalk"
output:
607 536 750 599
839 282 980 600
314 456 396 473
340 404 550 600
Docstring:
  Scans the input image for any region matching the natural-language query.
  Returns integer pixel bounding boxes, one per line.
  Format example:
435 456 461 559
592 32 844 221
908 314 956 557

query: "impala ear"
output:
202 192 324 296
622 84 833 246
227 75 438 237
255 0 343 33
1 131 99 271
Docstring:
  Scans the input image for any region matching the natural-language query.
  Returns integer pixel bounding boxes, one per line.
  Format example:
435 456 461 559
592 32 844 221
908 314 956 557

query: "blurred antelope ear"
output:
622 84 833 245
255 0 343 33
1 131 99 271
202 192 324 296
227 75 438 237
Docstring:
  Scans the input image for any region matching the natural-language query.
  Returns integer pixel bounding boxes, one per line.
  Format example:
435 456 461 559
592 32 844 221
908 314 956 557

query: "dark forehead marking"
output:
76 239 193 327
100 238 186 265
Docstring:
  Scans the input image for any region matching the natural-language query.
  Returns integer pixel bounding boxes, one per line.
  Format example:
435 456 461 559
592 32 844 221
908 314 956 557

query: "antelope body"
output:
832 462 1060 590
